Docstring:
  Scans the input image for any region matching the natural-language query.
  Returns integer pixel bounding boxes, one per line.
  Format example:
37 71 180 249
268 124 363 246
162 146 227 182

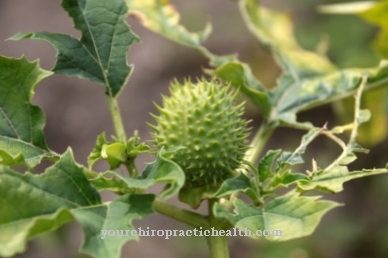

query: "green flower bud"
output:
150 79 249 187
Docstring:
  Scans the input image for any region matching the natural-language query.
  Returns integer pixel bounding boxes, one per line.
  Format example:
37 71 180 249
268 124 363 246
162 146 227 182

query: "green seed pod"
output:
150 79 249 187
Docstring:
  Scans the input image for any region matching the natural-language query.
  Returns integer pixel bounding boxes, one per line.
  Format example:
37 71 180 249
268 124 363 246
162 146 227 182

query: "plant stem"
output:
153 200 209 229
245 123 274 165
107 97 127 143
206 199 230 258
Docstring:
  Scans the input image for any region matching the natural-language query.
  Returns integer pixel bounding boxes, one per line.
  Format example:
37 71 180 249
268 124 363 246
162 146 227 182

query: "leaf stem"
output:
107 97 127 143
205 199 230 258
153 199 209 229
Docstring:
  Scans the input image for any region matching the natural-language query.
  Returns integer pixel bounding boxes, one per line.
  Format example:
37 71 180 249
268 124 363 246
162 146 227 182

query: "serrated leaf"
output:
89 149 185 199
0 55 56 168
72 194 154 258
298 166 388 193
126 0 211 49
258 149 281 183
11 0 138 97
213 173 258 201
0 149 101 257
214 193 340 241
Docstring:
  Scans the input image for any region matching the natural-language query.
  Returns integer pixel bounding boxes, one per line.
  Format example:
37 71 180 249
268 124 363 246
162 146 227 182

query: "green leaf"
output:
258 149 281 183
0 55 56 168
213 173 258 201
298 166 388 193
126 0 211 49
89 149 185 199
0 149 101 257
267 171 309 190
214 193 340 241
72 194 155 258
239 0 336 79
277 128 321 171
11 0 138 97
213 61 271 117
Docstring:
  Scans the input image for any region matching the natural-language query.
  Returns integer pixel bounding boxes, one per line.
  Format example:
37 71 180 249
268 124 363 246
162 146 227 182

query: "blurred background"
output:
1 0 388 257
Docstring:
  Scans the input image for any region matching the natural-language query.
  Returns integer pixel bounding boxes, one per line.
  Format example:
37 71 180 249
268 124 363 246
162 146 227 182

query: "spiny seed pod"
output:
149 79 249 187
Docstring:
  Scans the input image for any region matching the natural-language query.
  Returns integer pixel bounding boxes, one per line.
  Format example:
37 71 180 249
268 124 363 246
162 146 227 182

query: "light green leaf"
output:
126 0 211 49
72 194 155 258
0 149 101 257
0 55 56 168
298 166 388 193
214 193 340 241
11 0 138 97
89 149 185 199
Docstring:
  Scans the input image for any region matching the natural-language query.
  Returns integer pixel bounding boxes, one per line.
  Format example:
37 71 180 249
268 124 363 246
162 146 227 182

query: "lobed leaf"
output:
214 193 340 241
0 55 56 168
72 194 155 258
0 149 101 257
89 149 185 199
298 166 388 193
11 0 138 97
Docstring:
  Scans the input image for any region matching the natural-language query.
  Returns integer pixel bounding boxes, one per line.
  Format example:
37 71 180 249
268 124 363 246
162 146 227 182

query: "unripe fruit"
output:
150 79 249 187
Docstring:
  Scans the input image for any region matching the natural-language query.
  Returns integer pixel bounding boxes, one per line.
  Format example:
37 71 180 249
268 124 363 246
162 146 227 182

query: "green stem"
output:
107 97 127 143
245 123 274 165
153 200 209 229
206 199 230 258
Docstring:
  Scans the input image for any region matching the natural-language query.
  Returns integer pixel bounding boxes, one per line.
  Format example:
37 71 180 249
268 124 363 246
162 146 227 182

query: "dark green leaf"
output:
258 149 281 183
213 173 258 201
11 0 138 97
0 55 56 167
